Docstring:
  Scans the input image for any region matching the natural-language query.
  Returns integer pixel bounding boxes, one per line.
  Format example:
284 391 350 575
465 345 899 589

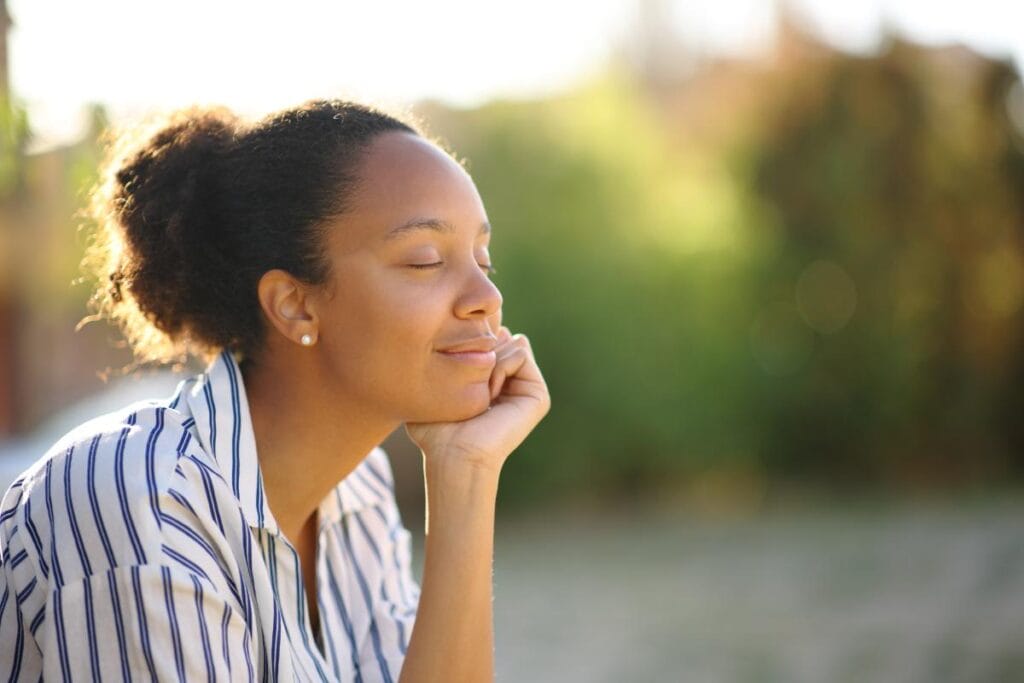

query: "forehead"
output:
331 131 486 251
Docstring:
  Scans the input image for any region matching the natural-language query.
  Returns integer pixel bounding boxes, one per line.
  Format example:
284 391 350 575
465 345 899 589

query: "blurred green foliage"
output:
747 42 1024 489
0 93 29 200
422 37 1024 506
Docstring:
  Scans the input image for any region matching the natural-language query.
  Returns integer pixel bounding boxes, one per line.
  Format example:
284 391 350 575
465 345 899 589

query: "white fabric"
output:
0 349 419 682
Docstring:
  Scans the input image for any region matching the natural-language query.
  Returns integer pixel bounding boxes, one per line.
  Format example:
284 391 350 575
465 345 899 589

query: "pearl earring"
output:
300 333 314 346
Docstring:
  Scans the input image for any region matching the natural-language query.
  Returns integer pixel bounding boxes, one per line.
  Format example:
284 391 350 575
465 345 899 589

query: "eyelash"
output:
409 262 497 275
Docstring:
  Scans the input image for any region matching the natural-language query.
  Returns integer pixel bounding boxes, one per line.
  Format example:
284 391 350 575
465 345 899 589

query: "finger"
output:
490 346 528 400
495 333 527 362
492 327 514 356
489 338 528 397
493 346 549 414
490 332 520 370
487 350 520 397
490 335 529 394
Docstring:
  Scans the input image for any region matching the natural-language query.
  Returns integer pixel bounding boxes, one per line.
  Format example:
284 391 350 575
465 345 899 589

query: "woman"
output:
0 99 550 681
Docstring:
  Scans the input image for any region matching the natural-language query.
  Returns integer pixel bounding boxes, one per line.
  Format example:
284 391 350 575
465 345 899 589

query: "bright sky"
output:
7 0 1023 151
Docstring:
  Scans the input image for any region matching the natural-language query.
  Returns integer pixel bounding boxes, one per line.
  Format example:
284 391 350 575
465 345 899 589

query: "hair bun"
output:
92 106 240 360
114 107 237 254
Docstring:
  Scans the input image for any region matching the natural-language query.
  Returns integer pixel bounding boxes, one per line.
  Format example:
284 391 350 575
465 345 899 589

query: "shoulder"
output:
0 397 202 587
13 396 198 504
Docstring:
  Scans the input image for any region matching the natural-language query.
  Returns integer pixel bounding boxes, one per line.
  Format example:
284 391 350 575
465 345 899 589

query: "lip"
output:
437 349 497 367
437 336 498 354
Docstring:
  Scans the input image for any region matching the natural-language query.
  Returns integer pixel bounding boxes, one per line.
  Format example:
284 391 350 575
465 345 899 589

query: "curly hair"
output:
80 99 422 368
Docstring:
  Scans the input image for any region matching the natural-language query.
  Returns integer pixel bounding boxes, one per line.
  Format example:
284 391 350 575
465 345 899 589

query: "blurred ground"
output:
408 497 1024 683
4 383 1022 683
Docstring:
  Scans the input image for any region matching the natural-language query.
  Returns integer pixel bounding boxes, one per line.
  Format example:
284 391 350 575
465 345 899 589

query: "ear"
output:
257 269 319 346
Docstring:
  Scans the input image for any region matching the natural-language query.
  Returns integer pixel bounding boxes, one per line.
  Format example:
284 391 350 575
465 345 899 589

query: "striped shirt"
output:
0 349 420 681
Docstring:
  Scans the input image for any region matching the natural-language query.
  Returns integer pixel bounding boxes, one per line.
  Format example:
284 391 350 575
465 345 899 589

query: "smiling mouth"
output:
437 349 497 367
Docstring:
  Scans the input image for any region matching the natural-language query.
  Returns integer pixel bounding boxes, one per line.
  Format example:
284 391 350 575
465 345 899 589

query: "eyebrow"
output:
384 218 491 241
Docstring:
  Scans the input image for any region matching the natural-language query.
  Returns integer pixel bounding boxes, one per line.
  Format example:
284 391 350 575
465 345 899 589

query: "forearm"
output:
399 459 500 683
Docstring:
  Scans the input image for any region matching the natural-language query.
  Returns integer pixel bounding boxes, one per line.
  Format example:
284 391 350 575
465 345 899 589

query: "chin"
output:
414 383 492 422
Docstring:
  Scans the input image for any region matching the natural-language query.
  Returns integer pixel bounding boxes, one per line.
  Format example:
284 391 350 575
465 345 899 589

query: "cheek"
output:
325 274 490 418
344 285 441 372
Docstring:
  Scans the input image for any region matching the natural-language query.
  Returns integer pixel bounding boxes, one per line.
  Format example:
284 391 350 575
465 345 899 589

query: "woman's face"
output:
313 131 503 423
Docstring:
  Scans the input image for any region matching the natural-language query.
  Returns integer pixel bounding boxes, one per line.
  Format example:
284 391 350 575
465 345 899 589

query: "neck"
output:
241 350 399 543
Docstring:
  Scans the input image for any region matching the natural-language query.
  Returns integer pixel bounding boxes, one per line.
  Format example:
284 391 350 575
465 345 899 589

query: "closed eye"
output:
408 262 497 274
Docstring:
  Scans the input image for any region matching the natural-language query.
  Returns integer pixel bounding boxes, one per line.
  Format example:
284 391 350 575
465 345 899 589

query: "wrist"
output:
422 447 504 483
422 455 500 525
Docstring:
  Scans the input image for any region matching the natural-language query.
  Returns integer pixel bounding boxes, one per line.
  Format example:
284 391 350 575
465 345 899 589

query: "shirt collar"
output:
179 349 390 535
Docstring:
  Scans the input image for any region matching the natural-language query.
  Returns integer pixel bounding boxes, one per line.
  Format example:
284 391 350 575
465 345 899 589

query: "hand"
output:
405 326 551 474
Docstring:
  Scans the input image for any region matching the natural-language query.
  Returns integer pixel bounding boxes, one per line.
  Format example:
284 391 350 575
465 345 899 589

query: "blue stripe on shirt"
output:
0 351 420 681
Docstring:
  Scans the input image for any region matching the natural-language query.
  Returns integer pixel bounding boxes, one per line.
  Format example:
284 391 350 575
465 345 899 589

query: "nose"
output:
455 264 503 320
